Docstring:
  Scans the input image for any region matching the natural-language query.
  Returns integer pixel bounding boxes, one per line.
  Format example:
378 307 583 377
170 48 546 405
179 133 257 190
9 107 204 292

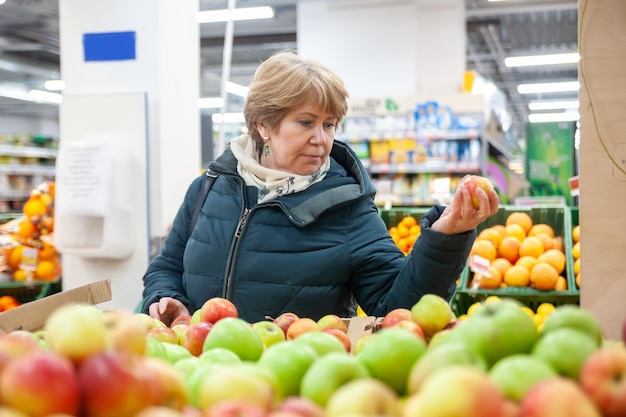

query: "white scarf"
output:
229 134 330 203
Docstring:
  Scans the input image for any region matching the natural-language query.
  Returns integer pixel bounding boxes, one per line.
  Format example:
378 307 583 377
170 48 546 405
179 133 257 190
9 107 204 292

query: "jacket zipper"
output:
222 206 250 300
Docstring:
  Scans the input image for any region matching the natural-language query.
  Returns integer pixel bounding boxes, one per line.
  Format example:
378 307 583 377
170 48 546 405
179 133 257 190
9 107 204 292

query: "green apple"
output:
184 361 217 408
202 317 264 362
172 356 202 378
300 352 369 406
292 331 347 357
199 347 242 366
252 320 286 348
531 327 599 380
317 314 348 333
410 294 453 337
355 327 426 395
489 353 558 401
144 337 168 361
196 363 276 412
352 333 375 356
256 340 318 400
161 341 193 364
542 305 603 347
426 328 455 351
325 377 399 417
406 342 487 394
448 299 538 366
190 309 202 324
402 365 516 417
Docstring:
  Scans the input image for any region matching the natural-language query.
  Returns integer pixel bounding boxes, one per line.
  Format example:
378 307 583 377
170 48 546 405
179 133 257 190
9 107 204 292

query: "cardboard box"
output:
0 279 112 332
345 316 383 352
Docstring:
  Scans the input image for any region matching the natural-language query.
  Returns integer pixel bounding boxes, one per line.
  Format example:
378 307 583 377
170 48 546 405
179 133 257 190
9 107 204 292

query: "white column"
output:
57 0 200 311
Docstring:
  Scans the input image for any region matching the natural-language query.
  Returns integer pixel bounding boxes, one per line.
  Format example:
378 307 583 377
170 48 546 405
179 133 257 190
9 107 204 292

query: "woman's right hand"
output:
148 297 190 327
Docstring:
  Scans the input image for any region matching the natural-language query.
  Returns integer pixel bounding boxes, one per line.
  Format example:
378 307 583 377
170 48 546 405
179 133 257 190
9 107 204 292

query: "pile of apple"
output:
0 294 624 417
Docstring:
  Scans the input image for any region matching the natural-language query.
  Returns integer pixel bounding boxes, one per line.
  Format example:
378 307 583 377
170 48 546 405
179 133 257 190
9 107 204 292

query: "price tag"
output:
469 254 491 277
20 246 39 272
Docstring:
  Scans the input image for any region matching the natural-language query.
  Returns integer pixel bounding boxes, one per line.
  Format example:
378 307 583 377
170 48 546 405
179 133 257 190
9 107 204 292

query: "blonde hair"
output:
244 50 349 153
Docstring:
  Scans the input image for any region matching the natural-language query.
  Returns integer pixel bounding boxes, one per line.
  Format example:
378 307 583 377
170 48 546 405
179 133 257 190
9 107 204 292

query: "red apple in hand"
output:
200 297 238 324
461 175 494 209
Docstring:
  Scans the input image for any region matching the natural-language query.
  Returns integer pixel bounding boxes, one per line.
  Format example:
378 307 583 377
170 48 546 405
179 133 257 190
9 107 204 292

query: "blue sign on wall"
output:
83 31 136 62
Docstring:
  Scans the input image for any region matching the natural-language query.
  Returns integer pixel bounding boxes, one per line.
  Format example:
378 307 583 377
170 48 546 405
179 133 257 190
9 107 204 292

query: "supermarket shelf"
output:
0 164 56 176
0 144 58 159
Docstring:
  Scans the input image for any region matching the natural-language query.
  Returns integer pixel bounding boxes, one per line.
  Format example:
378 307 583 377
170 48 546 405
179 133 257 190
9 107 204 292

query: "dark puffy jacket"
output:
141 139 475 322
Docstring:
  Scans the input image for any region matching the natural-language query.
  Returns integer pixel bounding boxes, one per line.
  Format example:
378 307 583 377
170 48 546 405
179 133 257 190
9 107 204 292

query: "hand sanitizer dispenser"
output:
54 140 134 260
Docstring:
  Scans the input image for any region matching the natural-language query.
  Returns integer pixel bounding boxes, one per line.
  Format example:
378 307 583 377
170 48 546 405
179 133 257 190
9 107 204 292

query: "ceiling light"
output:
197 6 274 23
225 81 249 97
28 89 63 104
0 0 6 5
44 79 66 91
197 97 224 109
212 112 245 124
528 100 579 111
528 112 580 123
517 81 580 94
505 52 580 68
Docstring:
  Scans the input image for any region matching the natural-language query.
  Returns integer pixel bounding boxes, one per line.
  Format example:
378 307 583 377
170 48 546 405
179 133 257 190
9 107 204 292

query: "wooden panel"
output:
578 0 626 341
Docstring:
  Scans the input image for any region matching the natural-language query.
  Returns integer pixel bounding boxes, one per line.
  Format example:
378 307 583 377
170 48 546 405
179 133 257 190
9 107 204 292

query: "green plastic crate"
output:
379 207 431 229
0 278 62 304
453 205 579 315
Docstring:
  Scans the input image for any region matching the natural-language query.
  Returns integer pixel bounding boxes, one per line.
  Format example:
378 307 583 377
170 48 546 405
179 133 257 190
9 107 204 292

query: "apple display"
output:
320 328 351 352
205 401 267 417
541 305 603 347
406 342 487 394
0 351 80 417
519 377 602 417
292 330 347 357
393 320 425 340
0 407 30 417
133 313 162 332
0 330 44 370
273 312 299 336
316 314 348 333
103 309 148 356
252 320 286 348
171 314 193 328
198 347 242 366
44 303 109 364
531 327 598 380
300 351 370 406
199 297 238 324
355 327 426 395
579 346 626 417
183 362 218 408
134 406 188 417
351 333 375 356
145 337 169 362
488 353 558 402
148 326 180 345
402 365 517 417
410 294 452 338
162 341 194 364
142 357 189 410
325 377 399 417
286 318 320 340
274 396 325 417
257 340 318 400
380 308 413 329
79 350 156 417
173 356 203 378
182 322 214 356
202 317 264 362
171 323 190 345
461 175 495 209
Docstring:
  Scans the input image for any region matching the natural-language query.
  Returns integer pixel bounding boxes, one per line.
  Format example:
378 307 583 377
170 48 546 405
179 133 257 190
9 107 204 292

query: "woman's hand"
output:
431 179 499 235
148 297 190 327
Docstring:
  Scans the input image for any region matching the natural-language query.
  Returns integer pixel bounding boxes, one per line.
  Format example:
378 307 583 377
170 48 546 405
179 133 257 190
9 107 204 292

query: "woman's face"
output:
259 104 338 176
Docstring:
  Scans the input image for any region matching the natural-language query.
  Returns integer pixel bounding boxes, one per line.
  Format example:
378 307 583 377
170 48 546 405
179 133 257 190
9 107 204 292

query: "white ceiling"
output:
0 0 578 143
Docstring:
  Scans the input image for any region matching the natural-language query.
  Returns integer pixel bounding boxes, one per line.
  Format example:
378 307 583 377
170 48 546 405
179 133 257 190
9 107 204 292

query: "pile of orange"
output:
572 224 580 289
468 211 568 292
388 215 421 256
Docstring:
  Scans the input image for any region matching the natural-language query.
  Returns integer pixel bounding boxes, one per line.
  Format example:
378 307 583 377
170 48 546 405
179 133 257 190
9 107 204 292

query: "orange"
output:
534 233 554 251
516 256 538 272
491 257 512 276
477 228 502 250
503 265 530 287
530 262 560 291
572 242 580 260
519 236 545 259
537 249 566 275
528 223 555 238
17 220 38 241
396 223 410 238
574 258 580 275
552 236 564 253
498 236 521 264
505 223 526 242
388 226 398 236
491 224 507 240
13 269 29 282
22 193 48 219
506 212 533 234
572 225 580 244
555 276 568 291
38 241 56 261
576 273 581 288
409 225 421 237
6 245 23 270
35 260 57 282
401 215 418 229
470 239 497 262
475 267 502 290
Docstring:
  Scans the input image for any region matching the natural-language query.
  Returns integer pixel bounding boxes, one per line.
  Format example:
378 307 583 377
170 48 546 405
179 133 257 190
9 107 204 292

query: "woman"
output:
141 51 499 325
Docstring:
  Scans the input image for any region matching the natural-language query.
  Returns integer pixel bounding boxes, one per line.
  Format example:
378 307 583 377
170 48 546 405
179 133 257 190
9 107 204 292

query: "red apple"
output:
0 351 80 417
148 326 180 345
520 377 602 417
393 320 425 340
273 312 299 336
79 350 157 417
205 400 267 417
321 328 351 352
199 297 238 324
142 357 189 410
579 346 626 417
182 321 214 356
171 323 190 345
274 396 325 417
171 314 192 328
461 175 495 209
0 329 44 372
380 308 413 329
134 406 187 417
103 309 148 356
317 314 348 333
286 318 320 340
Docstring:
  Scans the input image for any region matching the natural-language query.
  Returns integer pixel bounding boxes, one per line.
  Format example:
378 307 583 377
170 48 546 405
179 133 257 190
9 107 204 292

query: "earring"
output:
262 136 270 157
